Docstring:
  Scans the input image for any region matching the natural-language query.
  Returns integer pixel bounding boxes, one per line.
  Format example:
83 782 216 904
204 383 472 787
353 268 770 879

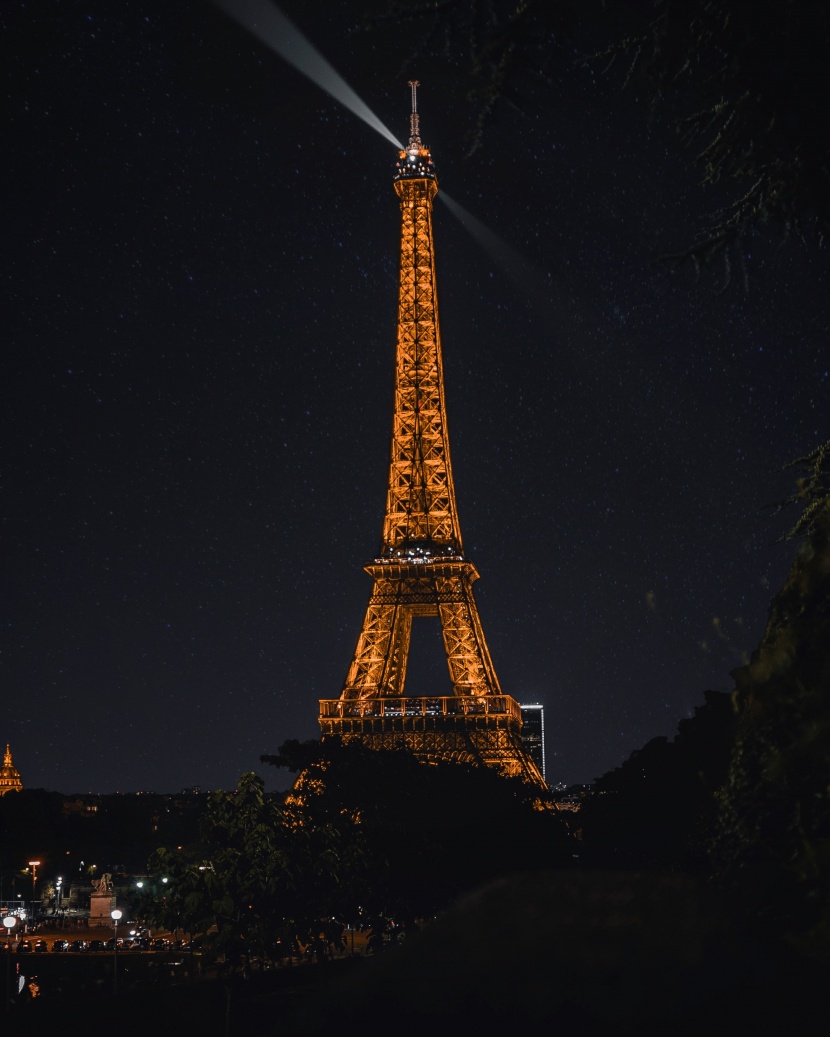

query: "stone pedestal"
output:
88 892 115 925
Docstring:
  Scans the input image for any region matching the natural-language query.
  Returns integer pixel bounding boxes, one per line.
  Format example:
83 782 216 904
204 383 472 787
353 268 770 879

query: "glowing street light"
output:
111 909 122 996
3 915 16 1012
27 860 41 904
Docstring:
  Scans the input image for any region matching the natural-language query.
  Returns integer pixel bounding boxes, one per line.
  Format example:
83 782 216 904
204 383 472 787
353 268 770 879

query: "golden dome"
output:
0 744 23 795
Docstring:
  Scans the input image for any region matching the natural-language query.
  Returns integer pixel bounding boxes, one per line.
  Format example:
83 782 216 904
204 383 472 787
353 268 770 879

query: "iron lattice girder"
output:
340 560 501 700
382 176 461 550
323 132 546 789
320 694 522 722
319 704 543 784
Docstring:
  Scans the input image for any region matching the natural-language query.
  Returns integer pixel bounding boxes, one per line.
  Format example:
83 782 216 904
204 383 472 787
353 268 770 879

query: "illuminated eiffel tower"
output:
318 85 545 787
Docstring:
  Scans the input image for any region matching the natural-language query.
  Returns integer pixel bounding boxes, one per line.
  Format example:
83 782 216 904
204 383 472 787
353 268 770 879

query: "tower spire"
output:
408 79 421 151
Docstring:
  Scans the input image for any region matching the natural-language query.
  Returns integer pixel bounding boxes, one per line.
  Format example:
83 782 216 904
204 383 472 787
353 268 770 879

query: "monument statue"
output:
91 873 112 894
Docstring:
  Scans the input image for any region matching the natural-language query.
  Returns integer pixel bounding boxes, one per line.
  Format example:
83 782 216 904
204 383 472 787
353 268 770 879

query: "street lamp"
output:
27 861 41 914
111 909 122 997
27 861 40 892
3 916 15 1012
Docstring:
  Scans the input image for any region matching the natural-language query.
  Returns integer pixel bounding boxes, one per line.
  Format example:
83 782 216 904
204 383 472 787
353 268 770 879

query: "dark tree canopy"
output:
0 788 202 874
263 738 575 918
379 0 830 276
576 450 830 953
577 690 736 871
712 485 830 949
146 771 345 969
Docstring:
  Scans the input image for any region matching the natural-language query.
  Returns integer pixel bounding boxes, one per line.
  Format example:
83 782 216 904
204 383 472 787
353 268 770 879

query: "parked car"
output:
68 940 88 952
51 939 69 952
17 940 32 953
34 940 48 953
89 939 106 952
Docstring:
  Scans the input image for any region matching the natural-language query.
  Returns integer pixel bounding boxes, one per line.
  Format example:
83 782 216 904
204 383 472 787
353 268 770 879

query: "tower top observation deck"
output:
394 80 436 183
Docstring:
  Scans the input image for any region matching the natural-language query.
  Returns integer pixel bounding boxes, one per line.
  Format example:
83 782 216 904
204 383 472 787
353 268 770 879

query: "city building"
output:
0 743 23 795
520 705 546 785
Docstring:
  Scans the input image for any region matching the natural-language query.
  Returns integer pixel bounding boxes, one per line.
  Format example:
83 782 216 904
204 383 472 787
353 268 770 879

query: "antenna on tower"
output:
408 80 421 150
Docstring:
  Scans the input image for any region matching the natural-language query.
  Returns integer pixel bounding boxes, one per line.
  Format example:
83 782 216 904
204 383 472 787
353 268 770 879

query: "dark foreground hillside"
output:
5 870 826 1036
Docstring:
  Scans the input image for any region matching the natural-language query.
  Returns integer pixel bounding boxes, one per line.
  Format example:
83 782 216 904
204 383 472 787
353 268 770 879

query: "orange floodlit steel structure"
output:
318 84 545 787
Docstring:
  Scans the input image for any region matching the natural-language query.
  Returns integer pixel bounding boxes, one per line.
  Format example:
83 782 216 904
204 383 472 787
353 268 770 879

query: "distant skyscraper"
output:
520 705 546 784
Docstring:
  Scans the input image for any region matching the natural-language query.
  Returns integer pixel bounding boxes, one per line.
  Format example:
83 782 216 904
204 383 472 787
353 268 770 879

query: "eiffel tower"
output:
318 84 545 787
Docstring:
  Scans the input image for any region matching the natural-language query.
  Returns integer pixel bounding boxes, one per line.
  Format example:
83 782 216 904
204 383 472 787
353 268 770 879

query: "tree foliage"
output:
138 744 573 977
774 439 830 542
578 690 736 871
711 462 830 953
377 0 830 277
0 787 202 875
145 772 342 968
263 737 575 919
578 445 830 950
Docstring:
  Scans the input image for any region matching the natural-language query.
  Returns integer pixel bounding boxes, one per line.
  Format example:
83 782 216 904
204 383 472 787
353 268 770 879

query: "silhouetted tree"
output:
0 789 65 872
147 775 300 966
712 444 830 950
263 738 574 919
379 0 830 277
0 788 202 877
578 690 736 871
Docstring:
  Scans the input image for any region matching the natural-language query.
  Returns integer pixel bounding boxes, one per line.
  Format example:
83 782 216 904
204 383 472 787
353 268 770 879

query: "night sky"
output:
5 1 828 795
